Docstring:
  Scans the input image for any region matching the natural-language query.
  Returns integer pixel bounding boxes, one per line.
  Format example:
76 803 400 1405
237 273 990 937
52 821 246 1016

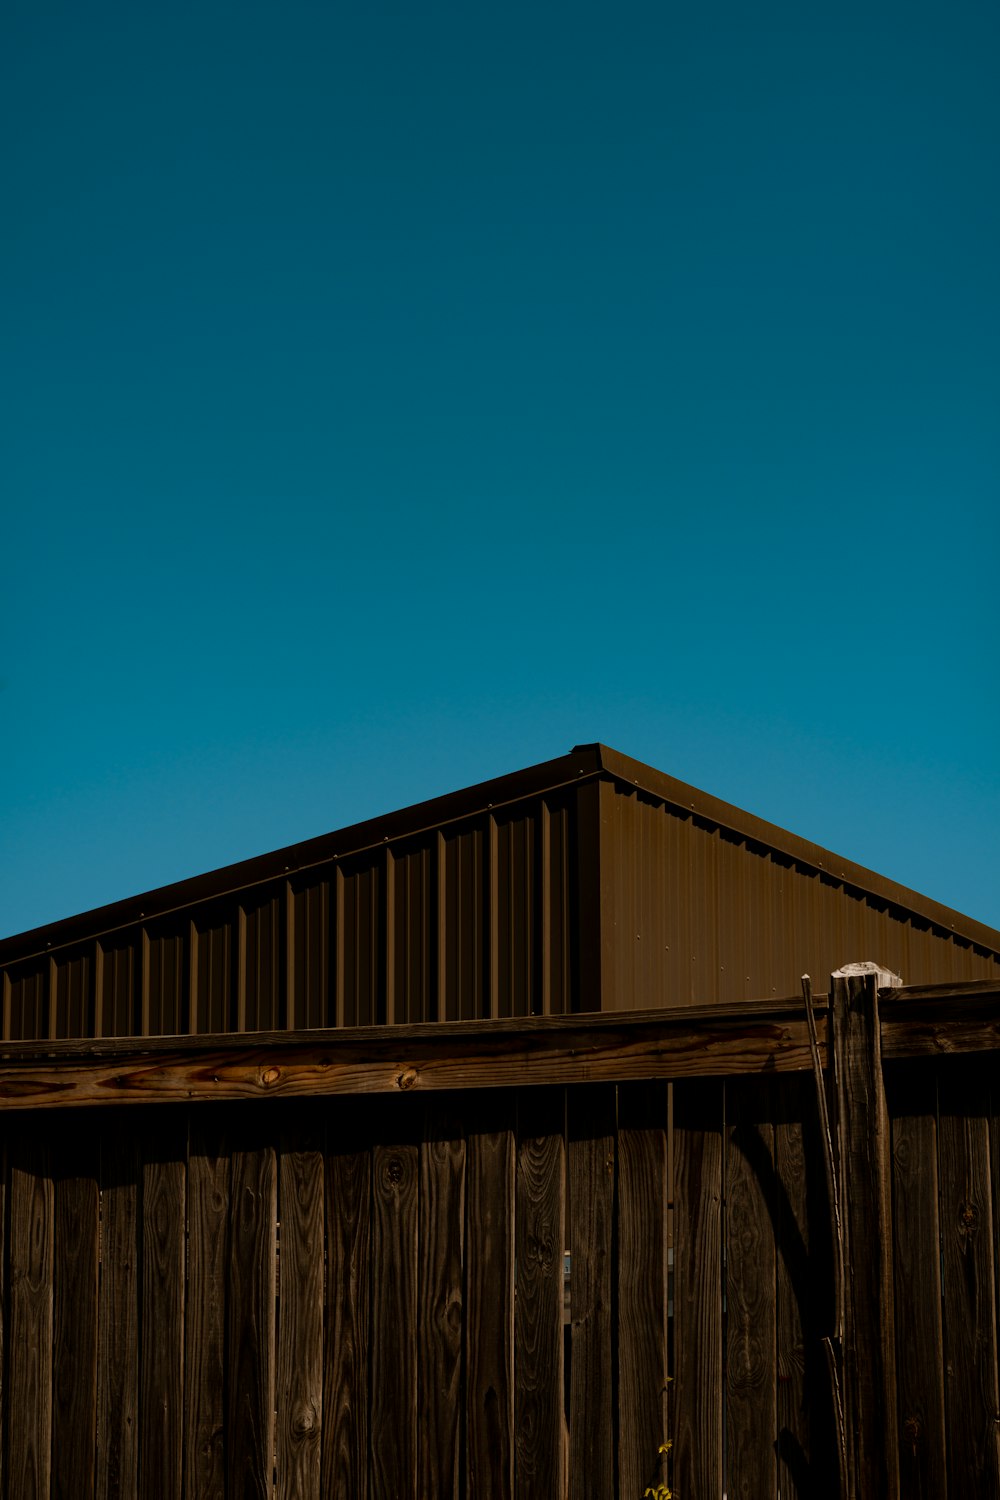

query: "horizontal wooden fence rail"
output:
0 981 996 1111
0 998 827 1110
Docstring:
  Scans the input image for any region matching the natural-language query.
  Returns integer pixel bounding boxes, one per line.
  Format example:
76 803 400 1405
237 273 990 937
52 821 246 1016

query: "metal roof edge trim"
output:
0 745 605 964
592 743 1000 957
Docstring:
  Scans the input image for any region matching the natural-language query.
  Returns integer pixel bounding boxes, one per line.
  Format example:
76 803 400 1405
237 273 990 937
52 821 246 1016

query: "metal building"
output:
2 743 997 1040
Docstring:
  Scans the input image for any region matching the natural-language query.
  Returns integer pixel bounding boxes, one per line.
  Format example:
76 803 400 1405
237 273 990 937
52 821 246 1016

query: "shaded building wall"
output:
596 780 1000 1009
2 788 591 1040
3 763 997 1041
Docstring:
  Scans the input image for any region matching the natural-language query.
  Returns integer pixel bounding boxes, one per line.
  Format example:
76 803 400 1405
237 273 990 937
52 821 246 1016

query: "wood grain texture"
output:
0 998 828 1110
97 1128 139 1500
185 1118 229 1500
832 972 899 1500
616 1080 669 1500
139 1120 186 1500
774 1074 819 1500
885 1062 947 1500
465 1092 515 1500
276 1113 325 1500
991 1078 1000 1500
370 1103 421 1500
672 1078 724 1500
567 1086 615 1500
419 1102 466 1500
323 1100 372 1500
939 1063 1000 1496
52 1127 99 1500
514 1087 566 1500
726 1076 777 1500
227 1129 277 1500
0 1130 5 1500
8 1131 54 1500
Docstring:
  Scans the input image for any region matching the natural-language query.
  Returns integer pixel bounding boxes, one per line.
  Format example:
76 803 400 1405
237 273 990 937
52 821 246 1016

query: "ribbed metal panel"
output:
288 873 331 1031
598 781 1000 1007
2 746 997 1040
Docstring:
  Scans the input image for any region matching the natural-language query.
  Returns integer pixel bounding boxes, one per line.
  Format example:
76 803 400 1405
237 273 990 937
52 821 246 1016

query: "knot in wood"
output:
527 1233 554 1269
904 1414 922 1447
292 1402 318 1437
396 1067 418 1090
386 1155 405 1186
260 1066 281 1087
961 1199 980 1235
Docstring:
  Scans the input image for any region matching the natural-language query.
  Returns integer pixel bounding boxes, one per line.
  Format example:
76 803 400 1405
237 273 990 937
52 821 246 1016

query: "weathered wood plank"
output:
882 1014 1000 1060
566 1085 615 1500
832 969 899 1500
52 1126 99 1500
370 1102 421 1500
515 1087 566 1500
726 1076 777 1500
185 1118 229 1500
139 1118 186 1500
775 1075 811 1500
322 1098 372 1500
885 1062 947 1500
227 1127 277 1500
0 1128 6 1500
465 1092 515 1500
97 1127 139 1500
617 1080 669 1500
0 1000 828 1110
881 980 1000 1005
418 1102 466 1500
276 1112 325 1500
939 1062 1000 1495
8 1131 54 1500
672 1078 724 1500
0 993 823 1055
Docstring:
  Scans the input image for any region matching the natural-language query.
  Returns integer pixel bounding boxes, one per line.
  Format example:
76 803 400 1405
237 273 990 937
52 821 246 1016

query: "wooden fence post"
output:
830 962 901 1500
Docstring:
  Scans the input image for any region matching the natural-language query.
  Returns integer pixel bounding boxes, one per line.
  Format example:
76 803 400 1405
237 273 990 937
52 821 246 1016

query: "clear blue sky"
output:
3 0 998 941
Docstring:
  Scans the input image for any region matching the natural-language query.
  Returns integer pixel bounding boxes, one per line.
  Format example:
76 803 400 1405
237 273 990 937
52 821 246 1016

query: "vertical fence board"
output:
277 1114 325 1500
371 1105 421 1499
617 1080 669 1500
886 1062 947 1500
939 1063 1000 1495
227 1131 277 1500
832 968 899 1500
186 1121 229 1500
139 1121 186 1500
419 1103 466 1500
0 1131 5 1500
774 1074 812 1499
726 1077 777 1500
466 1093 515 1500
673 1078 724 1500
515 1087 566 1500
8 1133 54 1500
98 1130 139 1500
991 1077 1000 1489
52 1128 99 1500
323 1100 372 1500
567 1085 615 1500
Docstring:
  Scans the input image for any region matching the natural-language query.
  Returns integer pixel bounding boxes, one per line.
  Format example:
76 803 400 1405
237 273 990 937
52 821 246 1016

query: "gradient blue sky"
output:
3 0 998 941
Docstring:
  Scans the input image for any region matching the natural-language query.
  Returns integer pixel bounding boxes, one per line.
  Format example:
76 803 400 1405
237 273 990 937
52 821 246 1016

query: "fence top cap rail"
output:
0 994 826 1061
4 743 999 963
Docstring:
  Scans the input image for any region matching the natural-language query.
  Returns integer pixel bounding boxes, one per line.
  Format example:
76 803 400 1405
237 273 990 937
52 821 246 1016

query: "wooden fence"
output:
0 973 998 1498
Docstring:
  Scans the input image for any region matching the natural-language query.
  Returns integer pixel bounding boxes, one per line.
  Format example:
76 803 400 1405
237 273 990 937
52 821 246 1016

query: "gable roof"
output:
2 744 997 1038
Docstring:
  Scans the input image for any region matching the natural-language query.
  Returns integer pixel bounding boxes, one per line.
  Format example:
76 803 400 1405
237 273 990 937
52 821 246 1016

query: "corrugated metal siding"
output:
2 791 585 1040
598 781 1000 1007
3 749 998 1041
